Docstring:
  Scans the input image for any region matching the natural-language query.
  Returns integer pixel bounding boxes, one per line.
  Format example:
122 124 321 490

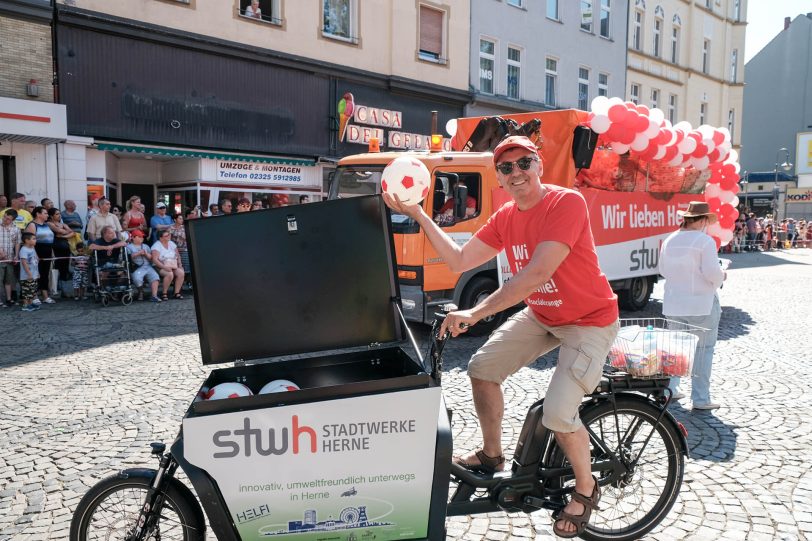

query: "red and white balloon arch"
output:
587 96 740 249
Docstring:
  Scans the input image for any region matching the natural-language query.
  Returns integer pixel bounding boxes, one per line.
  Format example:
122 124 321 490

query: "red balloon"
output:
636 104 650 116
691 143 708 158
711 236 722 251
604 124 622 142
706 197 722 212
712 130 725 146
663 146 679 162
722 203 739 221
625 101 638 110
720 176 737 191
608 104 627 123
674 130 685 144
640 145 659 161
635 114 650 132
618 128 636 145
722 163 736 177
656 129 672 145
719 215 734 229
718 151 730 163
707 149 721 162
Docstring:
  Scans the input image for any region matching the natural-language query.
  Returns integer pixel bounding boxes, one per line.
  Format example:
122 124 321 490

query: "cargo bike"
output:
70 196 696 541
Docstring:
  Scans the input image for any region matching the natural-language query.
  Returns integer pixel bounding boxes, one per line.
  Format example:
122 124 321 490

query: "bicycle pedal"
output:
150 442 166 455
523 495 545 509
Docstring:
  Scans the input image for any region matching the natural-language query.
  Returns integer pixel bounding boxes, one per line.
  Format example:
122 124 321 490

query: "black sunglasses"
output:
495 156 537 175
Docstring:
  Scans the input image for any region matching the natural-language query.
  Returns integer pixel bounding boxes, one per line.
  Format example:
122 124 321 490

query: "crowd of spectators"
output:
0 192 312 310
728 212 811 253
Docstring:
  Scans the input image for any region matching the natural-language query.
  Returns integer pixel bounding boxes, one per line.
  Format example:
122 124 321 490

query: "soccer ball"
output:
381 156 431 205
259 379 301 395
204 382 253 400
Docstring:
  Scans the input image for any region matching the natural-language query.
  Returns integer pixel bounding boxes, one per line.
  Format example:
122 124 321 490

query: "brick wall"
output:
0 16 54 102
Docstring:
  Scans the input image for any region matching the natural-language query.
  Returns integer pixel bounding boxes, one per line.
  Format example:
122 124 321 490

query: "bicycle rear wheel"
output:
70 473 204 541
543 396 684 541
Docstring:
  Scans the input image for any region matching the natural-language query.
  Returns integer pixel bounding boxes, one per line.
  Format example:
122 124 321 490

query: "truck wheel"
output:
460 277 506 337
618 276 653 311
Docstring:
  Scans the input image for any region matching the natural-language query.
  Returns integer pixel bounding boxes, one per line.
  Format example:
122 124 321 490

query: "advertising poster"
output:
183 388 442 541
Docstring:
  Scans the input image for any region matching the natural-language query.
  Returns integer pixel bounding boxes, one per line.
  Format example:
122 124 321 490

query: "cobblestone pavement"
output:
1 249 811 540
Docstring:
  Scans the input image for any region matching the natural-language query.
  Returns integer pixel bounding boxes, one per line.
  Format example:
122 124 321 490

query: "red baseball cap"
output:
493 135 540 164
130 229 145 238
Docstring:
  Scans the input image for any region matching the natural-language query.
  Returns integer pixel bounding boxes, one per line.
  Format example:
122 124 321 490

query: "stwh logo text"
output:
629 240 661 272
212 416 316 458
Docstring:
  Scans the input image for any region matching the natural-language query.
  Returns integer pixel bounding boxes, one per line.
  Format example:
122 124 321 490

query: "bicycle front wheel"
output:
70 473 204 541
544 396 684 541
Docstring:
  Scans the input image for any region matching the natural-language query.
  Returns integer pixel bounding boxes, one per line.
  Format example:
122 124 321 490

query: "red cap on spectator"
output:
493 135 540 164
130 229 145 238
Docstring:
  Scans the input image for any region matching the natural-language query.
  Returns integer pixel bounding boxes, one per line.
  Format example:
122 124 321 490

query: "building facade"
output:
467 0 629 117
625 0 745 151
741 13 812 197
0 0 71 204
6 0 471 216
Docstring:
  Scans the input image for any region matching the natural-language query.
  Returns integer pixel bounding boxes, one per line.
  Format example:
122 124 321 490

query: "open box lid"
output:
186 196 405 365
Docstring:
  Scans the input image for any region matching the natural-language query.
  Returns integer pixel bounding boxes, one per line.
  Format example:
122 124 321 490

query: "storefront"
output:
86 143 324 214
0 97 67 202
334 81 466 156
785 187 812 220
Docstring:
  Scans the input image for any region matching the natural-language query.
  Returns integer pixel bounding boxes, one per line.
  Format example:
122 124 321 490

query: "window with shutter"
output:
419 6 444 62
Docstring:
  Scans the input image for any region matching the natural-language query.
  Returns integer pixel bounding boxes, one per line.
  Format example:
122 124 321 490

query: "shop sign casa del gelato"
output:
337 92 451 151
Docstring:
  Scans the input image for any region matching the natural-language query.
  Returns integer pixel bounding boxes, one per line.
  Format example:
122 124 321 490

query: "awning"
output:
96 143 316 166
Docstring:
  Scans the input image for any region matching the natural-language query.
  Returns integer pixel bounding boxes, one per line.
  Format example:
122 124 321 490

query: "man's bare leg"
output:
456 377 505 467
553 427 597 535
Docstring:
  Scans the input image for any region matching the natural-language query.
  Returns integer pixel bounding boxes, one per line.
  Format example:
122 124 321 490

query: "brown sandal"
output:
552 475 601 538
453 449 505 474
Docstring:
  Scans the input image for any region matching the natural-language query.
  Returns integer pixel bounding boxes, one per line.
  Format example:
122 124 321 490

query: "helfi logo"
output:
212 416 317 458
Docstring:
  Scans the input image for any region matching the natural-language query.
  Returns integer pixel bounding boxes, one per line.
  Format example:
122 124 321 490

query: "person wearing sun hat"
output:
659 201 726 411
125 229 161 302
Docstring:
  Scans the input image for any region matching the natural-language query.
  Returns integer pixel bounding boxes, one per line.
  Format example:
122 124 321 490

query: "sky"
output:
744 0 812 63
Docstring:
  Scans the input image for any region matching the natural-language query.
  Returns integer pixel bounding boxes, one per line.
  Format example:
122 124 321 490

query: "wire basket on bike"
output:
606 318 707 378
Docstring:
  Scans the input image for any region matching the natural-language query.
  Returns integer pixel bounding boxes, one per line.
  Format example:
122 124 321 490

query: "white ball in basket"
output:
381 156 431 205
204 382 253 400
259 379 301 395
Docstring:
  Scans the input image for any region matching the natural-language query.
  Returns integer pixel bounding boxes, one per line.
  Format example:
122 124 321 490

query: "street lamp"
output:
773 148 793 222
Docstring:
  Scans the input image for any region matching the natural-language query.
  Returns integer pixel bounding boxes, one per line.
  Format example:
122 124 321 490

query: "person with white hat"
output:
659 201 726 410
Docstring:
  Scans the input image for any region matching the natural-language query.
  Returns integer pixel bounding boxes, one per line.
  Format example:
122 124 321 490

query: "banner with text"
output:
217 160 319 186
183 388 441 541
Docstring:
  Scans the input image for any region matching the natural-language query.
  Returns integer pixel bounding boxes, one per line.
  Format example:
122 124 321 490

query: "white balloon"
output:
678 137 697 155
591 95 611 115
697 124 715 139
732 161 741 174
674 121 693 133
664 128 678 147
445 118 457 137
611 142 631 155
631 132 650 152
663 119 673 129
719 229 734 243
704 183 722 199
649 108 666 125
667 153 684 167
707 222 724 237
702 138 716 153
718 127 731 142
608 96 625 107
654 145 667 160
590 114 611 134
725 149 739 164
645 119 661 139
692 156 710 171
719 190 737 204
730 195 739 207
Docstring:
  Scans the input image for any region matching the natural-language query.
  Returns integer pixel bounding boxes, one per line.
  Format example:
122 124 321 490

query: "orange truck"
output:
329 109 696 335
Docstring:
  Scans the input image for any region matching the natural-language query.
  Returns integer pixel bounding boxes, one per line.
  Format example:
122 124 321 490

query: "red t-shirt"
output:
474 185 618 327
439 195 476 214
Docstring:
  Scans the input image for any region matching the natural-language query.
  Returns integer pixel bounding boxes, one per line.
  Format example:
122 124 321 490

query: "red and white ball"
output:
204 382 253 401
381 156 431 205
259 379 301 395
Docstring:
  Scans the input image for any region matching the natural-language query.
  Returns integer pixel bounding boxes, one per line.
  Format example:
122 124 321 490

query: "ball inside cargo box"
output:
259 379 301 395
381 156 431 205
204 382 253 400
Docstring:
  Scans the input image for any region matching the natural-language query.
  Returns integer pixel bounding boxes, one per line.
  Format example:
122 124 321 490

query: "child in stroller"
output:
88 226 135 306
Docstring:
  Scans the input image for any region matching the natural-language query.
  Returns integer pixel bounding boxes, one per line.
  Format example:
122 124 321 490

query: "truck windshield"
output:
329 165 420 234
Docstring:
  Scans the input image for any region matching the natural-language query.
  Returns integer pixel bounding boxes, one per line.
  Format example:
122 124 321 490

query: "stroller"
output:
91 248 135 307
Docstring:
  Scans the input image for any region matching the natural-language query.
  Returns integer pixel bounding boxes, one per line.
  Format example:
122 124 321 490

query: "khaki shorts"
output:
468 308 619 433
